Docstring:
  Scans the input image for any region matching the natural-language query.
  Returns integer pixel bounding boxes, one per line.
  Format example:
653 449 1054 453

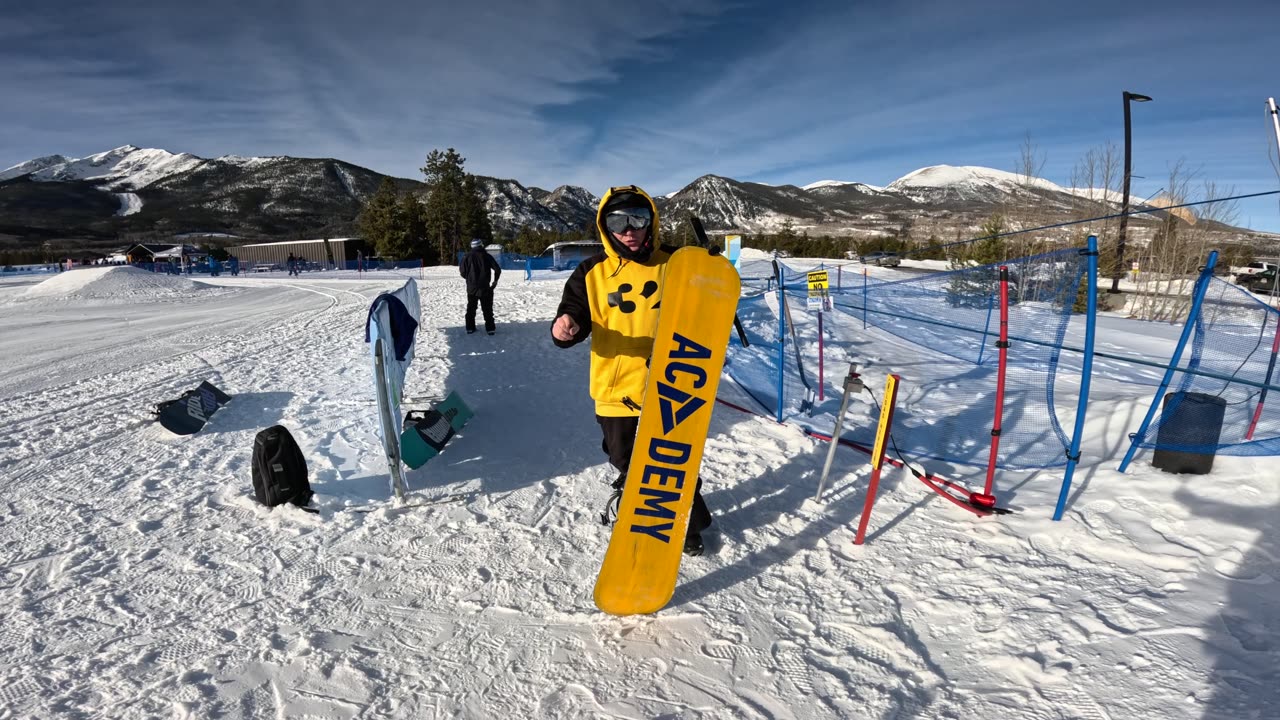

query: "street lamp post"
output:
1110 90 1152 293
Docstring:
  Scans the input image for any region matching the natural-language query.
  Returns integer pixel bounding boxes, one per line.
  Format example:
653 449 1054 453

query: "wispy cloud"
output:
2 0 1278 230
2 1 728 175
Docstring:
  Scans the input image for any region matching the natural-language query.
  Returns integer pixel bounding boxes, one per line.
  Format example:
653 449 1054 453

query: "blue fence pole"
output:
776 265 787 422
977 294 995 366
1116 250 1220 474
1054 236 1100 521
862 269 868 330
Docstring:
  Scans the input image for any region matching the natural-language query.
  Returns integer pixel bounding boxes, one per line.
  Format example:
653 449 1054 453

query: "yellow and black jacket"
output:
551 186 677 417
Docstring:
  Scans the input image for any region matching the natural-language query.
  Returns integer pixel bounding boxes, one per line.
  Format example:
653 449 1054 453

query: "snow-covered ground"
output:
0 263 1275 719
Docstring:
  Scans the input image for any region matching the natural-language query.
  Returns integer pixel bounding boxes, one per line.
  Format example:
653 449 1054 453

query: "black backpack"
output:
251 425 315 510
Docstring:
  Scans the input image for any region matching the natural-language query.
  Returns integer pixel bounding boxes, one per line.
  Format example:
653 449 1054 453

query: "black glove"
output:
490 282 498 290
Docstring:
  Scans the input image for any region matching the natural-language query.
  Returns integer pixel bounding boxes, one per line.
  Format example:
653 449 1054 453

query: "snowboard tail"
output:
593 246 741 616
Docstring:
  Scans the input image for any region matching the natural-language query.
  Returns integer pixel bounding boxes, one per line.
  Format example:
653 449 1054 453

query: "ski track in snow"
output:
0 263 1276 718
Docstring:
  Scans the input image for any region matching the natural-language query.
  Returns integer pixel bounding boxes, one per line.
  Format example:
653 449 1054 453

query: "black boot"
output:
683 531 704 556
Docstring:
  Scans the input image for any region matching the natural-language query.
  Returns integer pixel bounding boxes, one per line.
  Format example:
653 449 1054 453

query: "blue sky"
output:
4 0 1280 231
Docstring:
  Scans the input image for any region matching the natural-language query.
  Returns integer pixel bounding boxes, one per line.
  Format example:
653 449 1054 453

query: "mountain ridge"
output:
1 145 1272 254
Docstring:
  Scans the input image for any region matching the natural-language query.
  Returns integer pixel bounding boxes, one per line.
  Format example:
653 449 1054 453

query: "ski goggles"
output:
604 207 652 234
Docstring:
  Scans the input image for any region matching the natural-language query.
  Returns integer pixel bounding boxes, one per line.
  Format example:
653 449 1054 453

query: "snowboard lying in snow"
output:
153 381 232 435
400 391 473 469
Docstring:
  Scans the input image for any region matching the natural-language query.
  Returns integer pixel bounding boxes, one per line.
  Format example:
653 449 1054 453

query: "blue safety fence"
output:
723 294 789 416
522 254 602 278
0 264 63 276
524 256 555 279
1121 258 1280 466
455 251 533 270
715 189 1280 518
346 259 422 272
125 258 428 275
725 246 1093 472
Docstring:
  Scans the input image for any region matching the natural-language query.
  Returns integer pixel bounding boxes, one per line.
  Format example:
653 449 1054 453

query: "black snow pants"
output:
465 288 496 333
596 414 712 537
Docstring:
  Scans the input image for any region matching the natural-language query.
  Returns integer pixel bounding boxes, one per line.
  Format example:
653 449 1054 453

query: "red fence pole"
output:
1246 311 1280 439
818 311 825 402
976 267 1010 509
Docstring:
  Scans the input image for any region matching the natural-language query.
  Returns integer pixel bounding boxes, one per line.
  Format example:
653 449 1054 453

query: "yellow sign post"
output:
855 373 900 544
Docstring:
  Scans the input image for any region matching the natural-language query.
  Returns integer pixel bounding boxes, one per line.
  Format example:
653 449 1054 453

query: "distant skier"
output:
549 186 713 556
459 239 501 335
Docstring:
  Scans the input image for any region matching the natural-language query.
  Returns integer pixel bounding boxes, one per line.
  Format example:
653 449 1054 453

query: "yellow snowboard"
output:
593 246 741 615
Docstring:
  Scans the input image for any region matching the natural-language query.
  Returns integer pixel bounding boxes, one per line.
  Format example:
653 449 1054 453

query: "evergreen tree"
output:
666 210 697 247
811 234 842 259
461 174 493 247
1217 244 1252 270
421 148 466 263
920 234 946 261
355 178 435 262
398 193 434 264
421 148 492 265
775 219 799 255
946 214 1008 307
510 226 543 257
358 178 404 258
742 233 771 253
794 230 814 257
968 214 1008 266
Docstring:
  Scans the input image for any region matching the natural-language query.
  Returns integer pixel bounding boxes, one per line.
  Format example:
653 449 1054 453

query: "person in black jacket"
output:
459 239 502 335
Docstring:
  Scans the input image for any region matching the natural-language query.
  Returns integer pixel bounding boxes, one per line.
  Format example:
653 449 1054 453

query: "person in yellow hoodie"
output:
550 185 712 556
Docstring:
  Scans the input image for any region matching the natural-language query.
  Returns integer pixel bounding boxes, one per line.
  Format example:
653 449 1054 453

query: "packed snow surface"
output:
0 262 1274 718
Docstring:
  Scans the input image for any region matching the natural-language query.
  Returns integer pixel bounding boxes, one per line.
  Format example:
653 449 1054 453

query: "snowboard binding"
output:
599 489 622 527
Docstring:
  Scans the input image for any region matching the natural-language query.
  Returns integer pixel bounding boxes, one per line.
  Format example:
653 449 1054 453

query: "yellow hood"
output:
596 185 660 261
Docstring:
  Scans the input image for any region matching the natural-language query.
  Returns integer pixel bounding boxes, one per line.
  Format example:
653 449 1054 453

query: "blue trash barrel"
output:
1152 391 1227 474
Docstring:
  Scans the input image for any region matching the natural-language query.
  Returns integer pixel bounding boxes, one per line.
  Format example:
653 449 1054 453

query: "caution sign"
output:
807 270 831 311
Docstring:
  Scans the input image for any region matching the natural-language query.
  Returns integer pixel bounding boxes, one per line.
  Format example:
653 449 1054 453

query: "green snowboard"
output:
400 391 473 469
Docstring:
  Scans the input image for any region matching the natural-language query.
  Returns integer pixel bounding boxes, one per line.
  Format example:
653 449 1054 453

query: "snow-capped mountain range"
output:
0 145 1257 251
0 146 205 189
